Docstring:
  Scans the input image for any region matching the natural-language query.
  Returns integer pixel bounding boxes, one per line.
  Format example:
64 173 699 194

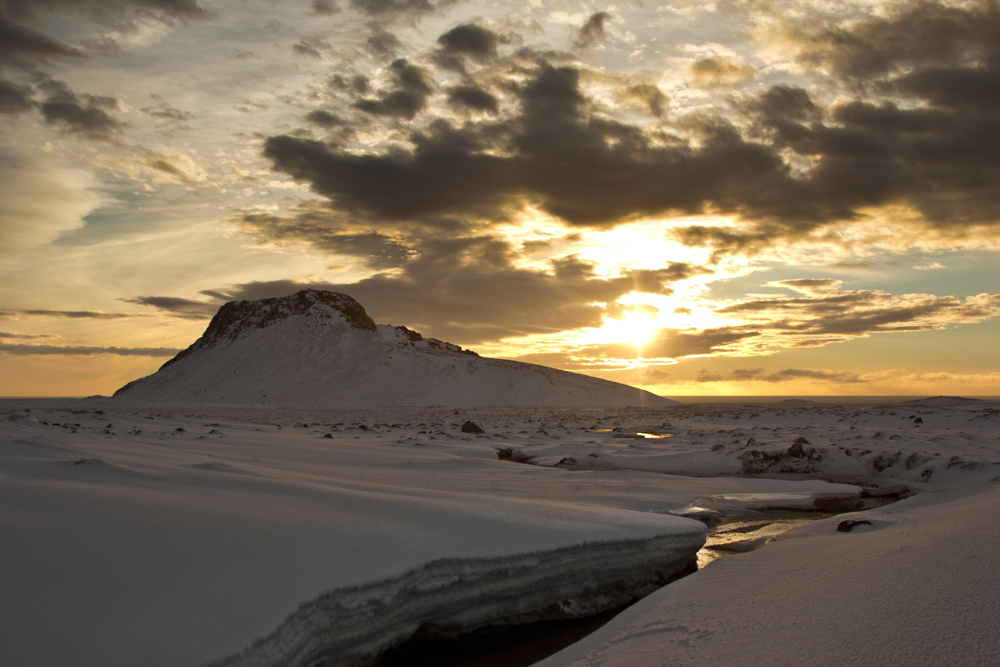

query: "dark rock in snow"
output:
461 421 484 434
496 448 536 463
837 519 872 533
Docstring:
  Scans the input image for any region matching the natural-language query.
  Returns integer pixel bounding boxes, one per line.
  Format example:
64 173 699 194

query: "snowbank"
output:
538 479 1000 667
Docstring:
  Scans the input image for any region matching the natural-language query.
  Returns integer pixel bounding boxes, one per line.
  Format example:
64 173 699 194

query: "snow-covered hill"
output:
114 290 674 407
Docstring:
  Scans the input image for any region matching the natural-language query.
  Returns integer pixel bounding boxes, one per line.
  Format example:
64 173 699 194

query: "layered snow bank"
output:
213 534 699 667
0 405 704 667
114 290 673 407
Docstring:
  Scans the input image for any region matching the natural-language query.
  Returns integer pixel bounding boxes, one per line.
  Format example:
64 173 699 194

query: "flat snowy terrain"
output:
1 397 997 666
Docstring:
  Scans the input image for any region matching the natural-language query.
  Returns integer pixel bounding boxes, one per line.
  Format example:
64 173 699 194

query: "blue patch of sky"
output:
706 251 999 301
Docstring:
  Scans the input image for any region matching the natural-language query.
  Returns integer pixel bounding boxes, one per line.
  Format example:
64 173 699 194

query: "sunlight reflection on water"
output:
697 516 819 568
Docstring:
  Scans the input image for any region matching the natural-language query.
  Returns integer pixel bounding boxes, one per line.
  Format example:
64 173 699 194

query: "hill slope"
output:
114 290 675 407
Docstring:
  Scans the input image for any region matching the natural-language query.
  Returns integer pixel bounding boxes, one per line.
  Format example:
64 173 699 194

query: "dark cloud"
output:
695 367 863 384
0 15 83 65
794 0 998 83
349 0 450 18
760 368 864 384
715 286 1000 337
236 210 414 269
311 0 339 15
264 121 513 222
623 83 666 117
199 239 707 344
0 331 57 340
0 343 179 356
574 11 611 50
142 94 194 124
367 27 402 59
266 61 792 228
329 74 370 94
3 0 211 23
353 58 432 119
0 78 35 114
293 41 323 58
260 2 1000 261
39 80 124 140
0 309 151 319
306 109 345 127
446 84 498 114
436 23 499 69
1 0 211 69
119 296 219 319
689 58 755 88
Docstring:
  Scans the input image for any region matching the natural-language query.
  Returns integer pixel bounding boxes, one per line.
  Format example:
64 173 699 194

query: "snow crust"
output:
213 534 698 667
113 290 673 407
1 397 997 666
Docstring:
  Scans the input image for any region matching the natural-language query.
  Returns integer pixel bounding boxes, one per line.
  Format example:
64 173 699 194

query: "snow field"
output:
1 397 997 666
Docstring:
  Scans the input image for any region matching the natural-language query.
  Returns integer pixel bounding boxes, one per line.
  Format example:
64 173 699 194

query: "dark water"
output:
375 560 697 667
375 607 627 667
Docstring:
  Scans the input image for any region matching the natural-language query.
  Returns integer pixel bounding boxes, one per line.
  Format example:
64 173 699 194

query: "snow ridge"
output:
115 290 674 407
208 532 704 667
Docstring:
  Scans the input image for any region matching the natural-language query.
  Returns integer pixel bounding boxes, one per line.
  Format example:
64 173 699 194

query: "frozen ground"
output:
1 397 998 666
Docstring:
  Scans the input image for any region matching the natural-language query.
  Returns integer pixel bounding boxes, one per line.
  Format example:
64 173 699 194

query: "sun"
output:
578 311 661 349
617 312 661 348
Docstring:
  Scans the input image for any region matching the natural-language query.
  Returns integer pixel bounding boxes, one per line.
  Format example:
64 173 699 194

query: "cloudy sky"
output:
1 0 998 397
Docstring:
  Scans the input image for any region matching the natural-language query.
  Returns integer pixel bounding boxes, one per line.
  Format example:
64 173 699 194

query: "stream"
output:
372 492 904 667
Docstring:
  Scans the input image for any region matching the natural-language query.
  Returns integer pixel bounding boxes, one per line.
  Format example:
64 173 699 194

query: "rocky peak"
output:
204 290 377 342
155 290 376 372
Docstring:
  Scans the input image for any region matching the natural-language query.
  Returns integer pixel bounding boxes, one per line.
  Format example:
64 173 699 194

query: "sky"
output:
1 0 998 398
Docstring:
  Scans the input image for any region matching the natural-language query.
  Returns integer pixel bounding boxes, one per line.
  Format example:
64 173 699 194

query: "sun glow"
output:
580 310 662 348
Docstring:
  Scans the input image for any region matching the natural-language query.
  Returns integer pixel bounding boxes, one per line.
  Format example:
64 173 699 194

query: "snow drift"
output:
212 533 701 667
114 290 674 407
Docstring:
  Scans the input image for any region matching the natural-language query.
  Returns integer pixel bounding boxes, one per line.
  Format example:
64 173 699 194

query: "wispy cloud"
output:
0 309 152 320
0 343 179 356
695 367 865 384
0 331 58 340
120 296 219 319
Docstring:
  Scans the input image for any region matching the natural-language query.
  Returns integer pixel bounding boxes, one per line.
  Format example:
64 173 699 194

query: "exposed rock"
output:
496 448 536 463
461 421 484 434
739 442 824 475
871 451 902 473
837 519 872 533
